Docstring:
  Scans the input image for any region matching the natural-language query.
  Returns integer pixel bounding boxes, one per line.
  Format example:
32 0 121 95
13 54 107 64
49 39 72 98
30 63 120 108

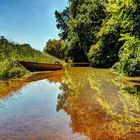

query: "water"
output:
0 67 140 140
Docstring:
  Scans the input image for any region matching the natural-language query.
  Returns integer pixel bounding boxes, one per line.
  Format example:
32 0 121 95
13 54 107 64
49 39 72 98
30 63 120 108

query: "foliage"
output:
0 37 59 63
0 59 28 80
66 0 106 62
49 0 140 76
88 20 123 68
43 39 64 59
55 7 69 40
0 36 60 80
113 35 140 76
65 36 88 62
81 0 140 76
110 0 140 76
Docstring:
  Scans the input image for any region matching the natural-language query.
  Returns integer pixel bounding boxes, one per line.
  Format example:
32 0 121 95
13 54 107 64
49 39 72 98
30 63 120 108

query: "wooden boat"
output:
19 61 62 72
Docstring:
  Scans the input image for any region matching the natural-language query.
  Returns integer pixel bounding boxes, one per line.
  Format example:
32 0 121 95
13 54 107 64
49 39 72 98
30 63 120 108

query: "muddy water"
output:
0 67 140 140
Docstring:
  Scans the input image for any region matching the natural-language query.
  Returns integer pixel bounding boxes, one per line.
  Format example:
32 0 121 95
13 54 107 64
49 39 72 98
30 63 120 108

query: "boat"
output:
19 61 63 72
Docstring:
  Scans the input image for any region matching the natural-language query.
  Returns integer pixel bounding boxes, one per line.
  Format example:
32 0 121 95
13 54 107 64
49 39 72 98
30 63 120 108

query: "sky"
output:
0 0 68 50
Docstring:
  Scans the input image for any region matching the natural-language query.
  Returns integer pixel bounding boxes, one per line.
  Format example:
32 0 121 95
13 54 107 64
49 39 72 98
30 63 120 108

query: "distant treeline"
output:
0 36 59 79
44 0 140 77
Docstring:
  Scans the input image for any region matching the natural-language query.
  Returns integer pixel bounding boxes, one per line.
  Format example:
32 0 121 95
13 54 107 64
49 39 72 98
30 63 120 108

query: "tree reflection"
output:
57 67 140 139
118 85 140 120
0 70 63 100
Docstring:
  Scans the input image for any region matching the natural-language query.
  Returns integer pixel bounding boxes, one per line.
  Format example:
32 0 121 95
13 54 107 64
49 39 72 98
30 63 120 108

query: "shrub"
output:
0 60 29 80
112 35 140 76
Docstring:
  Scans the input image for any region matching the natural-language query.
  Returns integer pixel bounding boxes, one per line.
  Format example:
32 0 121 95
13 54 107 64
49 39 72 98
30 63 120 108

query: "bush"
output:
113 59 140 76
112 35 140 76
65 36 88 62
0 60 29 80
88 25 122 68
43 39 64 59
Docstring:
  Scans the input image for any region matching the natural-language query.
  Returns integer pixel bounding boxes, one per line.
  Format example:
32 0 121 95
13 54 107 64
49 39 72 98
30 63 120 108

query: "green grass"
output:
0 37 61 80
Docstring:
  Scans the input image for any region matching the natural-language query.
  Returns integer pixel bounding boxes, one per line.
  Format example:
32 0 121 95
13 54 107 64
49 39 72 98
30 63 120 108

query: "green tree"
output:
55 7 69 40
111 0 140 76
88 0 140 76
66 0 106 62
43 39 64 59
51 0 140 76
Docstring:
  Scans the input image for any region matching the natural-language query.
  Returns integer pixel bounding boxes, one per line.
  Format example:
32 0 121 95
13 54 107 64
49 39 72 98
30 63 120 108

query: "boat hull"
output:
19 61 62 72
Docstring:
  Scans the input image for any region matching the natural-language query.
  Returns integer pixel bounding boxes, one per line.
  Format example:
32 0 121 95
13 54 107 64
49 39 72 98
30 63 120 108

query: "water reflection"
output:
0 67 140 139
1 70 86 140
0 70 63 100
57 67 140 139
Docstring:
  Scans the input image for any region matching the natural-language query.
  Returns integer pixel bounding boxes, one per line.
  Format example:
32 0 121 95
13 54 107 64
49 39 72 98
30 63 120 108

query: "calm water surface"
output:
0 67 140 140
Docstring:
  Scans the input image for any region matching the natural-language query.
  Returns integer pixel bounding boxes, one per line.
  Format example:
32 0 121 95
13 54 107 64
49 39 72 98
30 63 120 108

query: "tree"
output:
88 0 140 75
0 36 8 45
43 39 64 59
65 0 106 62
55 7 69 40
110 0 140 76
50 0 140 76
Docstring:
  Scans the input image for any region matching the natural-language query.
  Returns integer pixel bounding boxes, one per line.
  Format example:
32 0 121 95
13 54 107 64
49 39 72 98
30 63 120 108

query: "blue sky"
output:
0 0 68 50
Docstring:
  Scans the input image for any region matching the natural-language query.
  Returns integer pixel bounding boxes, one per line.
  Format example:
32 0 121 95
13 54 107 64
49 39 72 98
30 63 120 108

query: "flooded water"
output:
0 67 140 140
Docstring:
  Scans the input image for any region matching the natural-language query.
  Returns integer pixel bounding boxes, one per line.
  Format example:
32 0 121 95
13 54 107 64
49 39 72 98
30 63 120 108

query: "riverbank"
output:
0 37 62 80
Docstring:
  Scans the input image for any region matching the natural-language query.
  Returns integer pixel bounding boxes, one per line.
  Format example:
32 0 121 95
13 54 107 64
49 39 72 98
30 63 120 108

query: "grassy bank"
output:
0 36 61 80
